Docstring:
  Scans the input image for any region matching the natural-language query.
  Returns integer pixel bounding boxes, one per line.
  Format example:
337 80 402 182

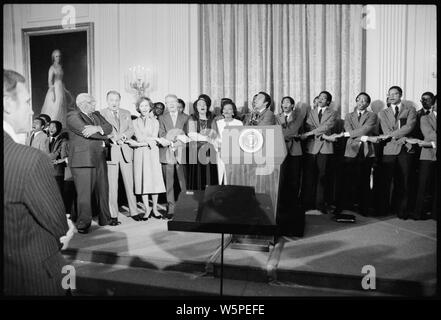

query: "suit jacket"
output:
48 133 68 176
304 107 339 154
276 108 304 156
25 131 49 154
243 107 276 126
158 111 190 164
100 107 134 164
378 104 417 155
420 112 437 161
344 110 378 158
3 132 68 295
66 110 113 168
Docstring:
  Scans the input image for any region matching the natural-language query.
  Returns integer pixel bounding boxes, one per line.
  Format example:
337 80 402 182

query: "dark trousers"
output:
414 160 436 217
277 155 304 235
71 163 111 229
162 163 187 212
335 149 373 213
378 148 413 217
301 153 330 210
279 155 301 210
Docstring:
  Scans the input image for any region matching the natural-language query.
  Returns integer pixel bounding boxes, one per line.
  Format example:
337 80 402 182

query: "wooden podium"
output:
220 125 287 250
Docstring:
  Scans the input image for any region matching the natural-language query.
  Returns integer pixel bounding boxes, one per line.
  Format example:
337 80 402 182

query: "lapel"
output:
350 111 359 128
320 107 332 124
176 113 185 129
257 108 268 123
384 106 396 128
428 112 437 130
103 108 119 130
80 112 95 125
164 112 174 129
310 108 320 127
398 104 407 117
360 111 370 125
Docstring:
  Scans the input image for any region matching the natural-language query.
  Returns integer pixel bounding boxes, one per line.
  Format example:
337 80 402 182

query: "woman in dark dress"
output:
186 95 219 190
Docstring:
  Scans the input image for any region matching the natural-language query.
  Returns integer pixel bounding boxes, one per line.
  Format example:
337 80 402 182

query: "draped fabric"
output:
201 4 363 118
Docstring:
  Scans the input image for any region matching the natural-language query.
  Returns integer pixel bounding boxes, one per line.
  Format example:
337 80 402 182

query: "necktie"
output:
285 114 288 124
87 113 95 124
318 109 323 123
425 110 430 115
358 112 362 122
49 137 54 151
29 132 35 146
113 110 120 130
394 106 399 120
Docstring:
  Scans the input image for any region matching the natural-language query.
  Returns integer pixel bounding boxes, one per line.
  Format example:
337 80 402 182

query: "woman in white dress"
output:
40 49 73 127
216 100 243 184
127 97 166 219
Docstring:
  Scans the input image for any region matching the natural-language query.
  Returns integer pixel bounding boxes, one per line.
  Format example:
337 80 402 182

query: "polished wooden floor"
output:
63 206 436 296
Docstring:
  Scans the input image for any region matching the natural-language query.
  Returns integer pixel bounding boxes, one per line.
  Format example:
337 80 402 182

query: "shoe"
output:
131 215 144 221
162 213 174 220
109 218 121 226
148 211 163 219
77 228 89 234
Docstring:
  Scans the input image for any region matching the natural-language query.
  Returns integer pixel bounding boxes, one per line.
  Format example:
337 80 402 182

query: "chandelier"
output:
124 65 151 99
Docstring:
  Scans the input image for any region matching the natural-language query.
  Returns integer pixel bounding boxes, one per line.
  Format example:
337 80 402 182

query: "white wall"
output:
3 4 201 115
365 5 437 108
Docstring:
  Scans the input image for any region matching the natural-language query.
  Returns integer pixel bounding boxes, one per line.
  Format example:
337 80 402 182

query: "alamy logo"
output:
361 265 376 290
61 265 76 290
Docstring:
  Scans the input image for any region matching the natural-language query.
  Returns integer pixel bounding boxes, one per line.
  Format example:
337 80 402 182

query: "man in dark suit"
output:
67 93 114 233
332 92 378 216
243 91 276 126
158 94 190 216
47 120 68 193
377 86 417 219
277 96 305 206
3 69 73 295
411 92 437 220
300 91 339 214
276 96 306 235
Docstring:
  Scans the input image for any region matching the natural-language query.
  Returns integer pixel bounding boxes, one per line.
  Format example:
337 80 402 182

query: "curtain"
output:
201 4 363 118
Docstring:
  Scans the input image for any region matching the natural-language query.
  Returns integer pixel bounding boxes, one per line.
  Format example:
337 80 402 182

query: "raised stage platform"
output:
63 208 437 296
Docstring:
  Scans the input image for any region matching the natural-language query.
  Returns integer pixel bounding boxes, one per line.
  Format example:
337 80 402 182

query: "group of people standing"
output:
27 87 438 236
3 67 437 295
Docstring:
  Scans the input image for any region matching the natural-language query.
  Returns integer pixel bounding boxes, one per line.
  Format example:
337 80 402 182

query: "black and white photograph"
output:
2 2 439 305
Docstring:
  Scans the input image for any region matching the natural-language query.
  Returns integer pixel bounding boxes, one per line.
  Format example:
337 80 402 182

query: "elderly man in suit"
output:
243 91 276 126
332 92 378 216
100 90 142 223
67 93 114 233
411 92 437 220
300 91 339 214
377 86 417 219
158 94 190 217
26 117 49 153
3 69 74 295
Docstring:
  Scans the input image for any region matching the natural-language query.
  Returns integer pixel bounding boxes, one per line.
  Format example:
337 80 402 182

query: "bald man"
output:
66 93 113 233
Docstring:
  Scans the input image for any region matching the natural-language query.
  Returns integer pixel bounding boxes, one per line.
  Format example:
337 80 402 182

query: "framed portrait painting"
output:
22 22 94 127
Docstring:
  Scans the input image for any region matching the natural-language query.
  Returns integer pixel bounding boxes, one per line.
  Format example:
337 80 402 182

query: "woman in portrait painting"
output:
40 49 74 127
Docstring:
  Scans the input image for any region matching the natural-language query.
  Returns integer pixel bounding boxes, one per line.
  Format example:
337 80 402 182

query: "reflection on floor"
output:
63 209 436 296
